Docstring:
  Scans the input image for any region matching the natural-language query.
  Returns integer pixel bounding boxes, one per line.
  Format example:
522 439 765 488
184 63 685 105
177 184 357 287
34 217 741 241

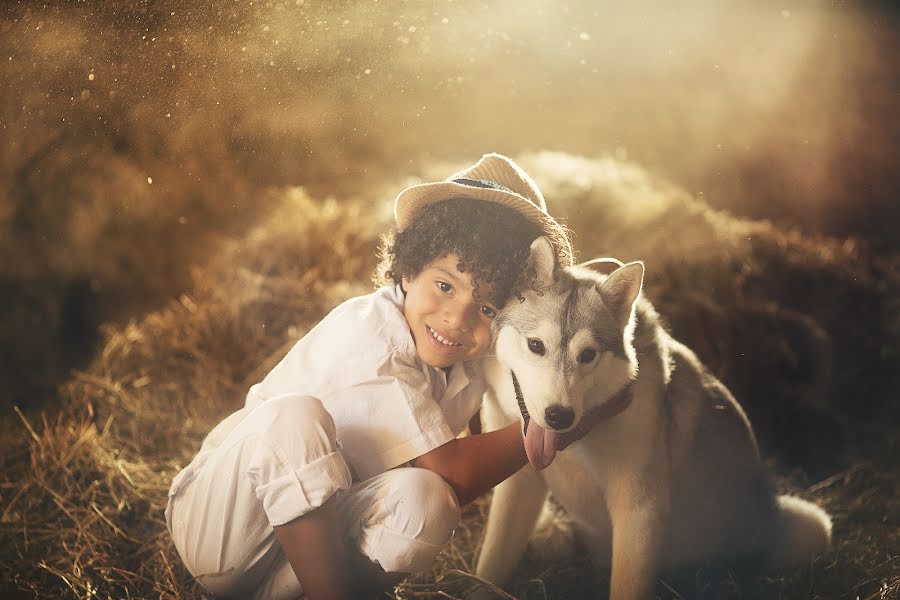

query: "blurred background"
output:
2 2 900 597
1 0 898 409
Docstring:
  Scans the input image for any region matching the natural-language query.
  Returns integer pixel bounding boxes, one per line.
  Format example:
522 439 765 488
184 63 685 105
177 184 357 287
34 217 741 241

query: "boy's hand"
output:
555 386 633 451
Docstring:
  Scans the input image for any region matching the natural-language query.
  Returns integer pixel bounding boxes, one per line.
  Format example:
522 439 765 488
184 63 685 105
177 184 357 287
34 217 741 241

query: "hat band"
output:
452 177 516 195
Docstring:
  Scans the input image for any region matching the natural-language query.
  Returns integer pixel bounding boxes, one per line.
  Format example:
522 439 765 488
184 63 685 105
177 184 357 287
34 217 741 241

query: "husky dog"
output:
475 237 832 600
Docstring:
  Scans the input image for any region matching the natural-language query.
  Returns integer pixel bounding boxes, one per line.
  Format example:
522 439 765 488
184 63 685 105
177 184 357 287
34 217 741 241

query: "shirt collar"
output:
443 360 473 401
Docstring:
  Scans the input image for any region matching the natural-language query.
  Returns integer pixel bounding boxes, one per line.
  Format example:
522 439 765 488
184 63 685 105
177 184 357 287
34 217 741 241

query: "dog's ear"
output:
597 261 644 328
528 236 557 287
578 257 625 277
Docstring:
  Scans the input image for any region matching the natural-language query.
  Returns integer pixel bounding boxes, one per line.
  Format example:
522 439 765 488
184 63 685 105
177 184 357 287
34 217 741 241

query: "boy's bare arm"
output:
272 496 356 600
412 422 526 506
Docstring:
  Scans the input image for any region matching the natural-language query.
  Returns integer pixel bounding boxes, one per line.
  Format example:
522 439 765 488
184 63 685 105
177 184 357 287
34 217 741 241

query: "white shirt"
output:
243 284 486 481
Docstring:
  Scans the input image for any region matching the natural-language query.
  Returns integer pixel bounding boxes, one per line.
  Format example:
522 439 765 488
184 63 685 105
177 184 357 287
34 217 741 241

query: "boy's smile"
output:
402 254 497 369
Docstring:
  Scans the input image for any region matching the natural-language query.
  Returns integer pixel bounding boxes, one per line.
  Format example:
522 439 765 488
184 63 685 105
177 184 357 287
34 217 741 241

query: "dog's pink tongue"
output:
524 419 558 471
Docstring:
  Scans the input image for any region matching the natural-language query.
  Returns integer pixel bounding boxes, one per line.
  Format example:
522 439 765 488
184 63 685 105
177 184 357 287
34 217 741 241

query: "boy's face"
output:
402 254 498 369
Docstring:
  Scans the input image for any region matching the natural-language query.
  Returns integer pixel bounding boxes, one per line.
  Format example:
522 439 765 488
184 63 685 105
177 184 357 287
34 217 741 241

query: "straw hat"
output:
394 153 573 265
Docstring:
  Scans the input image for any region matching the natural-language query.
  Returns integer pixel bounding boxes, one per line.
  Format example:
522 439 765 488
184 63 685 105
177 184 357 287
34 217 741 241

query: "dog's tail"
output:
768 494 832 567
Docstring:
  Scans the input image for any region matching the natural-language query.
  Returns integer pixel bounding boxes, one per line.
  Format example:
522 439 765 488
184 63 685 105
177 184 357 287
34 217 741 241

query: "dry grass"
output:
1 188 381 599
2 154 899 599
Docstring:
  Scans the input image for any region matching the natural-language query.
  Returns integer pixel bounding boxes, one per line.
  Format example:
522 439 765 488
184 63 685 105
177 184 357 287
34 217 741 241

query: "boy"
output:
166 154 574 599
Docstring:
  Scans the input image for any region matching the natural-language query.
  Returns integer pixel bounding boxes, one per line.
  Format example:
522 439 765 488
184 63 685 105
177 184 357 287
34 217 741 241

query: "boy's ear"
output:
401 275 410 293
529 236 556 287
597 261 644 329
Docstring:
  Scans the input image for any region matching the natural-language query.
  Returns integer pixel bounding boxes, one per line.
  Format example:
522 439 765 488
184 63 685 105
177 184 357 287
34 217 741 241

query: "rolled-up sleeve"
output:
253 442 353 526
241 395 354 526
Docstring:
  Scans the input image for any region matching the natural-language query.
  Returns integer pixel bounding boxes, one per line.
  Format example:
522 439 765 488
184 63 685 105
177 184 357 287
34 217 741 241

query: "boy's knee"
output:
262 394 335 432
247 395 352 523
252 394 338 457
386 468 461 545
359 468 461 574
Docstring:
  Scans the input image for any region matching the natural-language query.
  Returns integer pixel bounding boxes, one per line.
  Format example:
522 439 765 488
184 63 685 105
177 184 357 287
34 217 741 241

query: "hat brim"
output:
394 181 573 263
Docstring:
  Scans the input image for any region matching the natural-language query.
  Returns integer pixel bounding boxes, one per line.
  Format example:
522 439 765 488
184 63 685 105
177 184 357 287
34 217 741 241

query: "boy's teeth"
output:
429 326 460 347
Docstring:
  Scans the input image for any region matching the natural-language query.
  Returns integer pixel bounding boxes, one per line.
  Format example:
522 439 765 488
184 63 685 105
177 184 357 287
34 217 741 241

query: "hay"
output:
2 154 899 599
1 187 381 599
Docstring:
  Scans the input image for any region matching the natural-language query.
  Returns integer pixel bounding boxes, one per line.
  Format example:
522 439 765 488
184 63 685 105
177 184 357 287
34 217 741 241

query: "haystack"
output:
2 153 897 599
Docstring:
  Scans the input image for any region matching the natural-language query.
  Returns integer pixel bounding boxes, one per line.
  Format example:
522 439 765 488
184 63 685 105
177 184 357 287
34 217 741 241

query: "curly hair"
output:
374 198 569 307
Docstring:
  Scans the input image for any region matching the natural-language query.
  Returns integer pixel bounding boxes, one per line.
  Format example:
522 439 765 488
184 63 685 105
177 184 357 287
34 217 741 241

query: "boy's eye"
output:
437 281 452 293
480 305 497 318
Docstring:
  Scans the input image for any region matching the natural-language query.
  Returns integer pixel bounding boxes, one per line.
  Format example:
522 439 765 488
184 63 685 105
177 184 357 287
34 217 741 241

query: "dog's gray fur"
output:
475 237 832 600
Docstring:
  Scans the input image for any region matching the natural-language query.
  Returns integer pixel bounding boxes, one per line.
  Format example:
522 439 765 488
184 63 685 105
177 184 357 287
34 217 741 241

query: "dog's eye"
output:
527 338 546 356
577 348 597 364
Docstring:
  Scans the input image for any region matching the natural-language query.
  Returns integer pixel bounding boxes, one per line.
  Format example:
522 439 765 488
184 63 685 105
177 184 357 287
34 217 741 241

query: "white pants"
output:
166 395 461 599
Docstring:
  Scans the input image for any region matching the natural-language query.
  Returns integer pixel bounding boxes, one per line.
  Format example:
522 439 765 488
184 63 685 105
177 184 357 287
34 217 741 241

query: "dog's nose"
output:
545 405 575 430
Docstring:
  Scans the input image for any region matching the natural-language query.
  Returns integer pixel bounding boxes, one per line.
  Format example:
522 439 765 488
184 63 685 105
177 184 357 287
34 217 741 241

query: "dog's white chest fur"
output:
541 442 608 520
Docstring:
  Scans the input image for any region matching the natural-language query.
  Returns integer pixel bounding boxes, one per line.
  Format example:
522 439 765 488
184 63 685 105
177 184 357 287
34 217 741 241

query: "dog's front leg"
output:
606 482 667 600
475 465 548 589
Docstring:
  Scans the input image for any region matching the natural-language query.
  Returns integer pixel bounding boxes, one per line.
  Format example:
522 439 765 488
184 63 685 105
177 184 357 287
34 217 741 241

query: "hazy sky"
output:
2 0 899 296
